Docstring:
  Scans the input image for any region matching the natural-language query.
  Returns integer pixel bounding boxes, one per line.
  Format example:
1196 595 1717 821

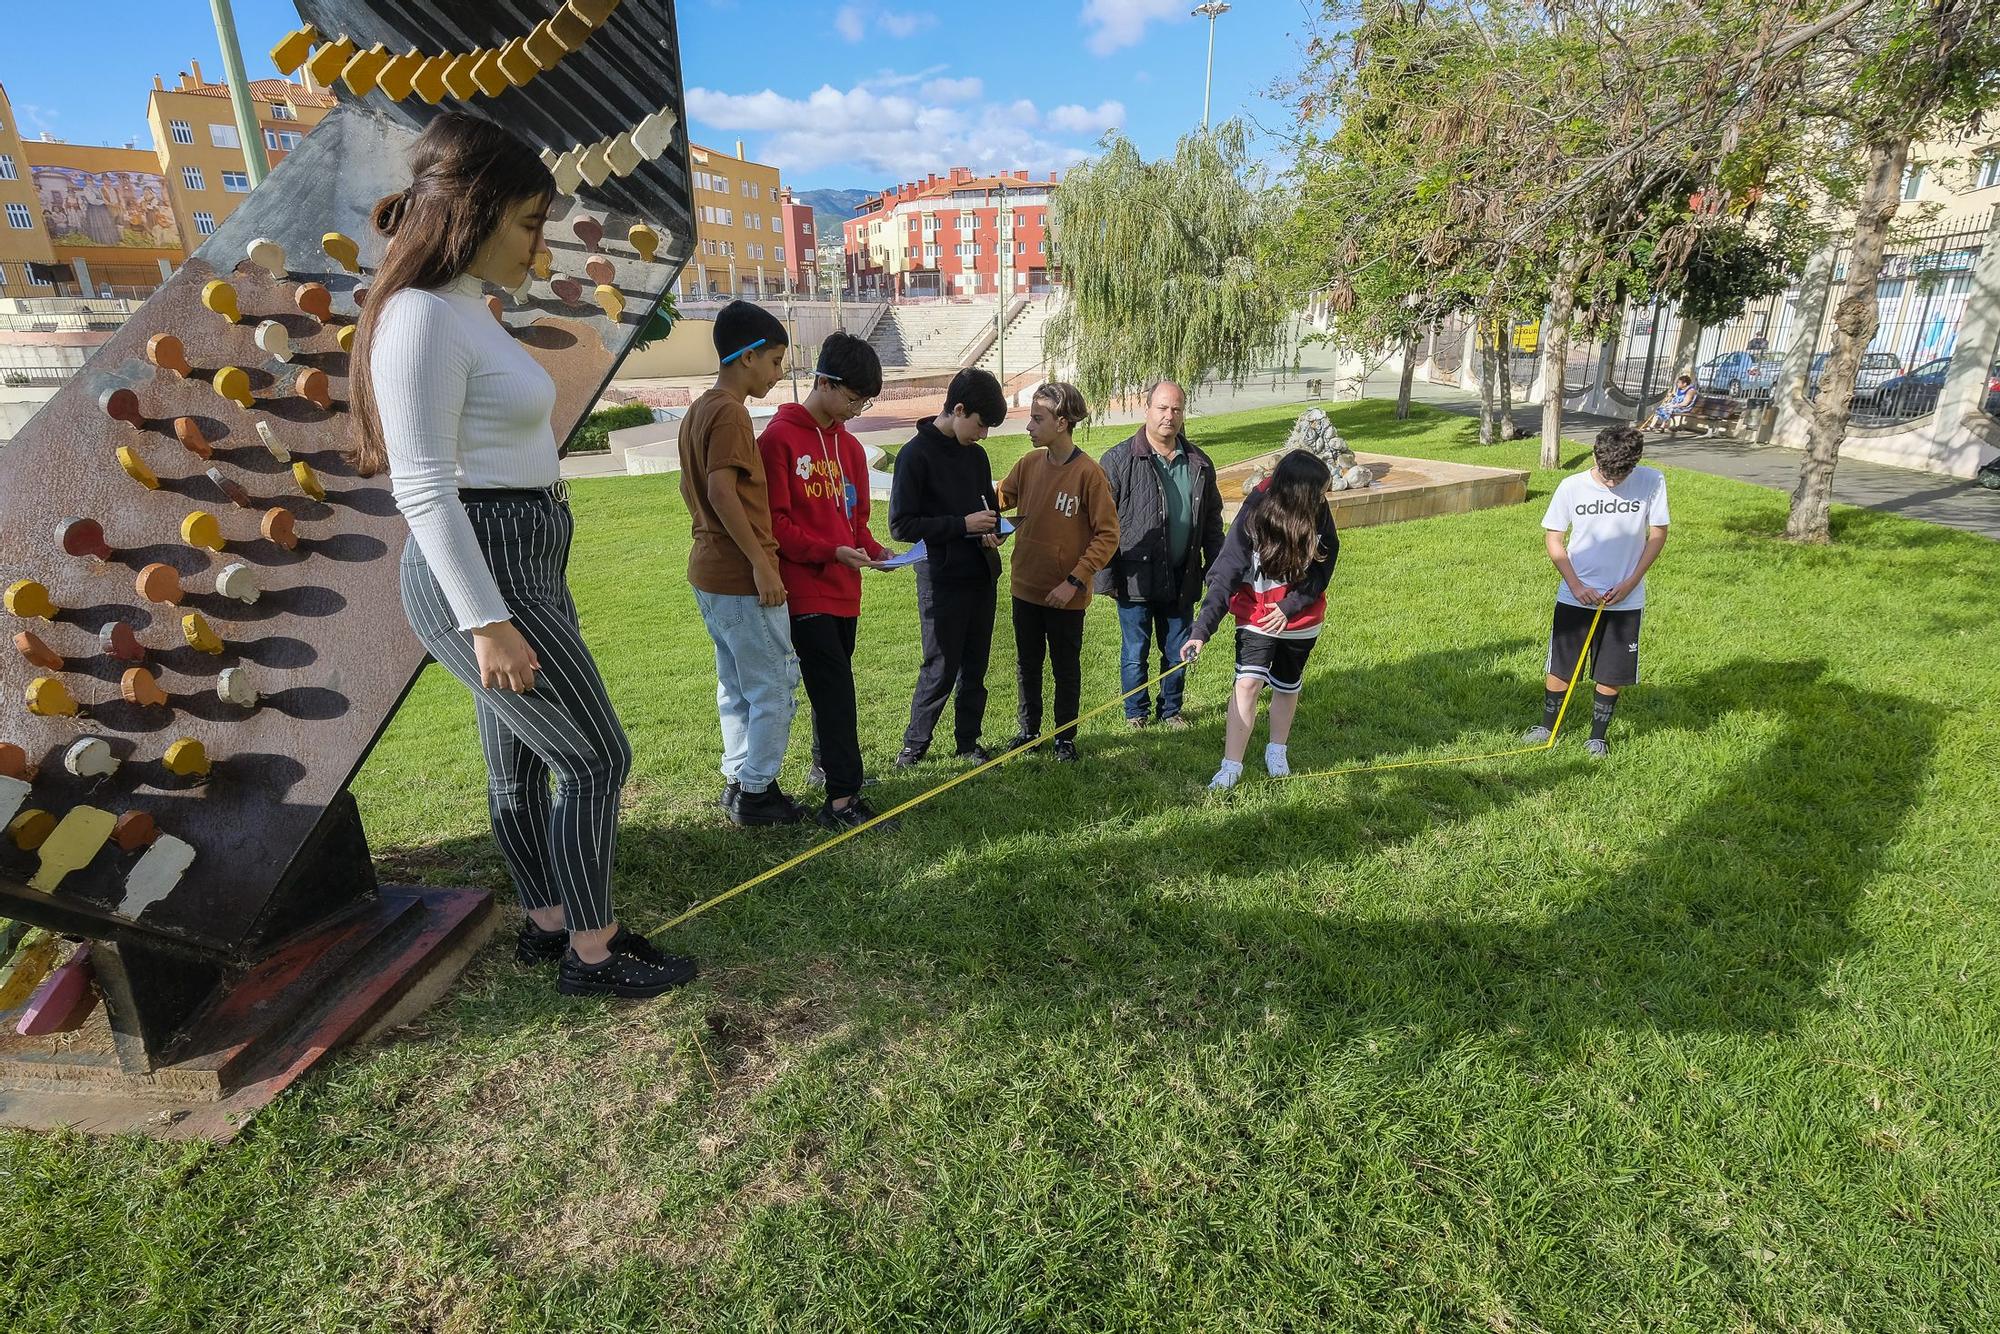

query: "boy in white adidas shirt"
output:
1525 424 1669 757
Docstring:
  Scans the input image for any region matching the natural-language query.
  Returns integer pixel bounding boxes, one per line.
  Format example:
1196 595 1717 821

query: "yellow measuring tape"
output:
653 599 1607 933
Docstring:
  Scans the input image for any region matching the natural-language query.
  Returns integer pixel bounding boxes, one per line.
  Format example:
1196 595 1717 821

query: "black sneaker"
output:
557 946 698 998
731 784 809 826
1053 738 1079 763
1003 731 1040 754
818 796 900 834
515 920 568 965
894 745 927 768
954 743 994 764
718 781 740 816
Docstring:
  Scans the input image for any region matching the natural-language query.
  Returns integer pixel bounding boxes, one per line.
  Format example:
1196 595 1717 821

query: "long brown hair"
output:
349 113 555 476
1245 450 1331 583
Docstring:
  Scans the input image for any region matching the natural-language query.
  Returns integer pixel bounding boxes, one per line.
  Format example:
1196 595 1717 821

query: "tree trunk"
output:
1477 319 1499 443
1497 316 1516 436
1540 254 1582 469
1787 135 1907 543
1396 334 1417 419
1669 307 1703 380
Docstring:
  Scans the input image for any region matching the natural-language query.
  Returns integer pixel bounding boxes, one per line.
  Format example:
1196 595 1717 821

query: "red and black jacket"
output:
1190 484 1340 641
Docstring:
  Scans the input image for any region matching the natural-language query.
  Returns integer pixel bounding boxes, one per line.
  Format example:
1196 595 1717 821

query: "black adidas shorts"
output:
1546 601 1642 687
1234 628 1317 693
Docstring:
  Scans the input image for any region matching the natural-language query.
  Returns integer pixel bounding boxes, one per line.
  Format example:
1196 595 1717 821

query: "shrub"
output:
567 402 655 454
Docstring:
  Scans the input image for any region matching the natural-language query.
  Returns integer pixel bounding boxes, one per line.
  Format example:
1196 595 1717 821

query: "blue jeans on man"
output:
694 589 799 793
1117 599 1190 722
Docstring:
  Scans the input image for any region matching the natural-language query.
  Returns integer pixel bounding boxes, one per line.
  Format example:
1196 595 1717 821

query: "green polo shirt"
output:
1151 444 1193 569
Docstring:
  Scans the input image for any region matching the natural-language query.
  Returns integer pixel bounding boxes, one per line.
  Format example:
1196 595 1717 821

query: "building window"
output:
772 216 783 233
714 175 729 193
959 212 975 231
210 123 240 149
194 211 217 236
775 245 785 262
170 120 193 145
0 264 7 288
264 130 301 151
746 213 760 229
1900 166 1924 200
182 165 206 191
0 154 13 181
5 203 33 230
720 209 732 225
1979 150 2000 190
1038 241 1046 254
222 171 251 193
804 248 816 262
269 102 297 120
1016 241 1026 254
924 244 939 261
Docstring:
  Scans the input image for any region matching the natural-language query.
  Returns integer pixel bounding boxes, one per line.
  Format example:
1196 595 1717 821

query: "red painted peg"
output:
57 518 114 560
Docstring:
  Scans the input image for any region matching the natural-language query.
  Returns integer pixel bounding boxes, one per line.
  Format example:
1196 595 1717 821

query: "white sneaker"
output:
1208 763 1241 790
1264 745 1290 778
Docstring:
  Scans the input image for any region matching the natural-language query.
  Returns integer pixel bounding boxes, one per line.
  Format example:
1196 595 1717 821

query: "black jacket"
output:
1093 430 1226 606
888 416 1001 582
1190 488 1340 643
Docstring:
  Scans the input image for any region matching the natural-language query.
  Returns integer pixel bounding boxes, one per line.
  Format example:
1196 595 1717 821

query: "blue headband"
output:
720 337 767 365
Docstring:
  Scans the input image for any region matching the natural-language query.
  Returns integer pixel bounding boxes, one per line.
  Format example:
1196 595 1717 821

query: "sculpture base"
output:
1217 449 1531 528
0 885 494 1140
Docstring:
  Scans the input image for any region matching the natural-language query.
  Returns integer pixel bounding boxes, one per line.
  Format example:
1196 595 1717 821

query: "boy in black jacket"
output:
889 368 1009 765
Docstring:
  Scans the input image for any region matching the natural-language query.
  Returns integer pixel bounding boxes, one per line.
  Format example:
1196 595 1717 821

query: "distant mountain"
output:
796 188 871 240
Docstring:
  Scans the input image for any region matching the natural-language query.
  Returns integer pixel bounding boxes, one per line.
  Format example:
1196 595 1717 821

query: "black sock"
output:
1541 687 1566 729
1590 693 1619 741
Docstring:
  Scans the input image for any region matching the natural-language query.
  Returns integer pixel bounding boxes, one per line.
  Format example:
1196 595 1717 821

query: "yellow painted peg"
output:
202 278 240 323
571 0 624 23
247 237 287 278
28 806 115 892
411 53 452 104
257 420 292 463
549 3 594 51
212 366 254 409
270 25 321 75
336 324 356 353
5 580 56 620
376 50 421 101
533 248 554 280
341 43 392 96
180 511 226 553
305 36 357 89
471 49 510 98
292 459 326 501
523 22 566 71
8 810 57 853
0 929 59 1005
594 284 626 321
163 738 211 778
322 231 361 274
629 223 660 263
496 36 538 86
117 445 161 489
181 613 223 656
439 52 479 100
25 677 78 719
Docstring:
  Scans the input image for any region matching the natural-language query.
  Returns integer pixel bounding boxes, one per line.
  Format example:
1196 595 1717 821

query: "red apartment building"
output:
775 186 820 293
842 167 1059 300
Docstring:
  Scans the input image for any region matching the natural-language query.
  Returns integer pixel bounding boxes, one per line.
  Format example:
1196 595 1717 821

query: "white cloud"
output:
687 82 1101 181
1081 0 1186 55
835 5 866 41
922 76 985 102
878 9 938 37
1047 100 1126 134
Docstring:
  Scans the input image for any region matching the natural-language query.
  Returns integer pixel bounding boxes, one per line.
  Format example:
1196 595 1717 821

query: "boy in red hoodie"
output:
757 332 900 832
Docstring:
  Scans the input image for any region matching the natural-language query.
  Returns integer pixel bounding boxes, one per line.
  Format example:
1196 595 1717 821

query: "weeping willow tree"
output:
1044 122 1292 408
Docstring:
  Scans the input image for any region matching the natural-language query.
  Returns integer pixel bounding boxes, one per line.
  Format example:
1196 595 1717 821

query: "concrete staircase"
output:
977 297 1058 379
867 303 1002 371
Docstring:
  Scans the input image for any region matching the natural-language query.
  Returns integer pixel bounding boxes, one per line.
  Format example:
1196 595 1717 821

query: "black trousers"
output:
1012 596 1086 741
904 572 996 753
792 612 863 800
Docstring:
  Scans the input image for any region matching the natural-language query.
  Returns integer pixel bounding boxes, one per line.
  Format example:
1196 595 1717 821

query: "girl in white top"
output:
350 113 693 1000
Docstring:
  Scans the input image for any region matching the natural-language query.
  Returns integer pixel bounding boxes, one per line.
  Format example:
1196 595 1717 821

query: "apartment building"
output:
146 63 333 247
843 167 1059 300
776 186 819 294
682 140 793 302
0 82 58 295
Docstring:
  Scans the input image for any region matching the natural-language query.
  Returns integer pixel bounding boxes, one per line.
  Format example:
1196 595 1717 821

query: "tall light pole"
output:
996 176 1008 389
1192 2 1231 131
210 0 273 186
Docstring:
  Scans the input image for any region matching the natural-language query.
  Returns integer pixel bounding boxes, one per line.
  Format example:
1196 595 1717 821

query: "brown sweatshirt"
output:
997 444 1120 609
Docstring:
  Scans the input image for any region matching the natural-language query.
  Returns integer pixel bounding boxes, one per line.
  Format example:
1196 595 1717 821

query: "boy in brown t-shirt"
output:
679 301 805 825
997 383 1119 761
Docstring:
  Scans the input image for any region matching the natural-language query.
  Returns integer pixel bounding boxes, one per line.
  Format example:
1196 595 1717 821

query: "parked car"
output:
1694 350 1782 399
1805 351 1904 400
1857 356 2000 419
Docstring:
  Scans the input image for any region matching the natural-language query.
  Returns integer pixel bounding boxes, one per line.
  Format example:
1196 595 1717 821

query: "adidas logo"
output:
1576 499 1644 515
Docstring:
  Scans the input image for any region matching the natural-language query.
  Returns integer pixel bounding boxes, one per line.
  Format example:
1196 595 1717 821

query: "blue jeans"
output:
1117 599 1191 720
694 589 799 793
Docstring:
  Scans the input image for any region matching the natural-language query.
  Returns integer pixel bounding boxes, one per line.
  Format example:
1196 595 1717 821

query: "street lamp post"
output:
210 0 274 186
1191 2 1231 131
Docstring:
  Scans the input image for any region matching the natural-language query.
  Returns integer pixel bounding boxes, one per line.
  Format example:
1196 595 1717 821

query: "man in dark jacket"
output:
1094 379 1225 728
889 368 1009 765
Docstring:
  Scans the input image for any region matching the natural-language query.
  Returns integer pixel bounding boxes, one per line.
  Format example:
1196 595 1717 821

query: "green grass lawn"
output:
6 399 1999 1331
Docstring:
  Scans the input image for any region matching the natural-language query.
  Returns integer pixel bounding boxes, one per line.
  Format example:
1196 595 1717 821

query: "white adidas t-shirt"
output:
1543 466 1669 611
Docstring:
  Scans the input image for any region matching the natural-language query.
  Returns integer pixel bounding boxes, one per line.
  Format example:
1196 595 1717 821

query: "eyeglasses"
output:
841 387 876 413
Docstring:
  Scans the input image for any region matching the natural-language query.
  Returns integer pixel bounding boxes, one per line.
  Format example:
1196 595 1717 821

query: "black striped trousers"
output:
399 495 632 933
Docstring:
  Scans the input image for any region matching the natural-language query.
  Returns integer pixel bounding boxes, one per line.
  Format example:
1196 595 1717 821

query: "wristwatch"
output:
1065 574 1085 590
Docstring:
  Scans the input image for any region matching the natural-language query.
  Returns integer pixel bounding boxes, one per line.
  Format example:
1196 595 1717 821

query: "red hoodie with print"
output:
756 401 886 617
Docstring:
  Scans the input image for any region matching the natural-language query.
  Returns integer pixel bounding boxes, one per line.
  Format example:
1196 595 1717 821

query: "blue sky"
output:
0 1 1314 190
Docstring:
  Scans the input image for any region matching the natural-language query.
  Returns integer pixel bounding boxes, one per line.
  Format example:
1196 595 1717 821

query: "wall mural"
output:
30 166 184 250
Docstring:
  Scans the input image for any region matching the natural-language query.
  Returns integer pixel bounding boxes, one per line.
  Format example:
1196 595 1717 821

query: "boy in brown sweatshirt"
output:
997 383 1120 761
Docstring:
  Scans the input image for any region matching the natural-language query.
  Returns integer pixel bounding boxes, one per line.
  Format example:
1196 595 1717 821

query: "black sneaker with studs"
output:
1053 738 1079 762
557 942 698 998
954 742 994 764
1002 731 1040 754
718 781 740 816
731 783 810 826
818 796 899 834
894 745 927 768
517 922 676 969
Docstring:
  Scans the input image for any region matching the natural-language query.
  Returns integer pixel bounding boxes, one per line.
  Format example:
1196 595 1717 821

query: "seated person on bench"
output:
1650 375 1697 431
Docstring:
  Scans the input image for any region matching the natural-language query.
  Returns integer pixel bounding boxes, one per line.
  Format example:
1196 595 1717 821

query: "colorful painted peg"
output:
207 467 253 509
14 632 63 672
0 774 29 830
217 667 259 709
15 943 100 1033
261 507 299 550
202 278 241 323
353 285 370 309
377 50 421 101
0 929 57 1007
571 0 624 23
58 518 113 561
496 36 538 86
573 216 604 250
8 809 56 851
181 613 223 655
120 668 169 708
551 276 583 305
175 417 214 459
337 324 356 353
269 24 320 75
0 742 38 781
135 563 184 606
117 444 161 489
215 563 259 605
5 580 56 620
523 22 565 71
62 737 120 780
469 48 509 97
100 623 144 663
341 44 392 97
180 510 226 553
595 285 625 321
411 53 451 104
629 223 660 262
114 811 158 852
213 366 255 408
162 737 211 777
305 36 358 88
322 231 361 273
604 133 643 179
100 386 144 429
255 320 293 362
148 333 192 378
256 420 292 463
632 110 678 161
292 459 326 501
248 237 287 278
296 282 333 321
576 143 613 188
24 678 78 719
121 834 196 919
585 256 616 286
296 367 332 409
533 248 554 280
